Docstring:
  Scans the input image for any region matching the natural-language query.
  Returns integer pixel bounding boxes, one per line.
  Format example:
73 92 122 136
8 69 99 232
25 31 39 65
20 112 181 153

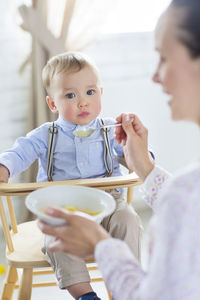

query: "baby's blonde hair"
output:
42 52 100 92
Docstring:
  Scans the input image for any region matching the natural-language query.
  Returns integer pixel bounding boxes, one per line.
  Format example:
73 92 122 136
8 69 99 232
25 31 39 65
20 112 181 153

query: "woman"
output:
38 0 200 299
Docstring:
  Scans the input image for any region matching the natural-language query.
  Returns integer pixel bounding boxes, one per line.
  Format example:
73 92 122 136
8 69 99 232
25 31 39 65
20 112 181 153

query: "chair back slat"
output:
6 196 18 234
0 196 14 252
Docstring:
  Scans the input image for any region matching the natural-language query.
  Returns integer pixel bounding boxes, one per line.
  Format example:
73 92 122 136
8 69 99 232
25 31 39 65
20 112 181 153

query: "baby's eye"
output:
66 93 75 99
87 89 95 95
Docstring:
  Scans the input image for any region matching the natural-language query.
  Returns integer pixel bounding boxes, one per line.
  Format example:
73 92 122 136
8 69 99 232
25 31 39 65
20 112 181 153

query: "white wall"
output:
0 1 30 153
85 32 200 175
0 0 31 233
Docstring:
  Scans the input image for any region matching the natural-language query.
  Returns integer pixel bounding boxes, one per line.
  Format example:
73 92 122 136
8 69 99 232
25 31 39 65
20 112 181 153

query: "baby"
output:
0 52 143 300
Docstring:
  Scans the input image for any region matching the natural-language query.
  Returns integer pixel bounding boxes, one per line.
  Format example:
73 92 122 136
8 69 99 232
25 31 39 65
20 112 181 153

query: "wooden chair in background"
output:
0 172 141 300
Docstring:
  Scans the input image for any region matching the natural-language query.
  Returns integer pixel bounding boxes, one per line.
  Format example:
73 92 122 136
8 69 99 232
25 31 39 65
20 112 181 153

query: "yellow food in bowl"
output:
63 206 102 216
40 206 103 216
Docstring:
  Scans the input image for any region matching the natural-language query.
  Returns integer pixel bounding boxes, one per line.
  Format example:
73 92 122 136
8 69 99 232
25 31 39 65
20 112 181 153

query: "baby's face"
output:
48 66 102 125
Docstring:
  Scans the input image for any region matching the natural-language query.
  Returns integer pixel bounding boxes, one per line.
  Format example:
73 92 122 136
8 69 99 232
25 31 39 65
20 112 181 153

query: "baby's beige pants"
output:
43 189 143 289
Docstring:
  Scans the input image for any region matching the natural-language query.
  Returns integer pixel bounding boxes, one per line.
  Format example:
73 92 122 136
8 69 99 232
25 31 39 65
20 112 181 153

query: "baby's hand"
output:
0 165 9 183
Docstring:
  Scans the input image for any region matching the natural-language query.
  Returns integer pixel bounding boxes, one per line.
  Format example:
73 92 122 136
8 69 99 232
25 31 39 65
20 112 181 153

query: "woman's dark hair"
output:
171 0 200 58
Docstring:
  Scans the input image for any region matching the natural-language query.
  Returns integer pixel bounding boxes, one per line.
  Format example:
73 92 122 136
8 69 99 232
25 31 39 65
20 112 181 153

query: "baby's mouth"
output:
78 112 90 117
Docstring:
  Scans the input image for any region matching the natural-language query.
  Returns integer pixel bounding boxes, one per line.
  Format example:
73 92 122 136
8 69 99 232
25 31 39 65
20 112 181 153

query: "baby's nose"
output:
78 98 88 107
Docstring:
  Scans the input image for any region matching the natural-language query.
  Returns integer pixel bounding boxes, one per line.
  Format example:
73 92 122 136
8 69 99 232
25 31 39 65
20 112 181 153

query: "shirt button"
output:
79 162 83 166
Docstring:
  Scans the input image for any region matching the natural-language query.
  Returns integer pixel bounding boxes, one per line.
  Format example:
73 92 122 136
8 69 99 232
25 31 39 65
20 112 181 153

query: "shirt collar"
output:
56 115 76 130
56 115 99 131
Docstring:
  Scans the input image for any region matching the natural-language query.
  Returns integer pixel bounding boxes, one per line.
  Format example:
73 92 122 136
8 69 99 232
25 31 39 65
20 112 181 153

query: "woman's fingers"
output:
121 114 136 135
45 206 72 220
115 113 123 124
48 239 66 252
115 113 137 145
38 216 109 257
115 113 147 141
115 113 154 180
37 220 67 238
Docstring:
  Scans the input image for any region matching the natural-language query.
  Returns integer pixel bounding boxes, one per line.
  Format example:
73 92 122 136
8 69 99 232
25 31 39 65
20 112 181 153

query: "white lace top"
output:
95 162 200 300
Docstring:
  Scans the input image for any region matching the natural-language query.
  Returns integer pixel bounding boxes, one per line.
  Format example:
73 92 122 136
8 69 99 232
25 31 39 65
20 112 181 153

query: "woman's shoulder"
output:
172 159 200 189
162 160 200 210
158 160 200 231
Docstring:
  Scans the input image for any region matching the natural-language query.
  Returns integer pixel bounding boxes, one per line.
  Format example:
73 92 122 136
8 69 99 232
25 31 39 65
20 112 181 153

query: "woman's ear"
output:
46 96 58 113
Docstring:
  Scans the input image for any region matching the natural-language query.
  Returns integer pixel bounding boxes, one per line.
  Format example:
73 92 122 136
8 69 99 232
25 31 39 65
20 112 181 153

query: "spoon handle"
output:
101 123 122 129
101 117 134 129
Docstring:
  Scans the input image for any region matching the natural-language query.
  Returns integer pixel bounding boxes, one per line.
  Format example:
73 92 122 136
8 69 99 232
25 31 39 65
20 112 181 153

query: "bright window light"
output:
101 0 171 34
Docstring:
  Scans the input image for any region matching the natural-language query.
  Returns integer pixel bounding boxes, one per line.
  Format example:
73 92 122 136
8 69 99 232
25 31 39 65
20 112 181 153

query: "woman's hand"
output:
115 113 154 181
38 207 110 258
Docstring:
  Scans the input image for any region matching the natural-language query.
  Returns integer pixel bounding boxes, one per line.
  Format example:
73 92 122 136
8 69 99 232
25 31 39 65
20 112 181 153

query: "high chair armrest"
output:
0 173 142 196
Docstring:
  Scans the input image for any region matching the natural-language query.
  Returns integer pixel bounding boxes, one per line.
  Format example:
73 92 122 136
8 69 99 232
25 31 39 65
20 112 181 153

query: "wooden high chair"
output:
0 172 142 300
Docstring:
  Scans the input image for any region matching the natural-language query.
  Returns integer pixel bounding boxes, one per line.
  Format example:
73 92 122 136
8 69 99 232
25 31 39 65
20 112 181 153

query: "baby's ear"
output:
100 87 103 95
46 96 58 113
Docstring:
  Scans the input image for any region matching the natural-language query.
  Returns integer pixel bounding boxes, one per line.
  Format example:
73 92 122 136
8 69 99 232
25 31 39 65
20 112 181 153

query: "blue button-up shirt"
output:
0 116 123 182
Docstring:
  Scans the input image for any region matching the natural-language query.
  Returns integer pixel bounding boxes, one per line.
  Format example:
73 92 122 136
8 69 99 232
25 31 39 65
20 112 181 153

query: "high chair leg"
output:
17 268 33 300
0 266 18 300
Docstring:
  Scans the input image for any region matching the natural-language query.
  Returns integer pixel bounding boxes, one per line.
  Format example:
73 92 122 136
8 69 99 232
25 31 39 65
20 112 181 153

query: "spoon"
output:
73 117 134 138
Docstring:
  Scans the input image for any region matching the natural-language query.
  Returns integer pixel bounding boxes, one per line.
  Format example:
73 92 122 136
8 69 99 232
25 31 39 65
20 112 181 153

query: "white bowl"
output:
25 185 116 226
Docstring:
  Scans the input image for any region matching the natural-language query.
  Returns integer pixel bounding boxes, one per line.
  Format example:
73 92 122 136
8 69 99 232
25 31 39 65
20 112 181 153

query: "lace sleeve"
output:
140 165 171 211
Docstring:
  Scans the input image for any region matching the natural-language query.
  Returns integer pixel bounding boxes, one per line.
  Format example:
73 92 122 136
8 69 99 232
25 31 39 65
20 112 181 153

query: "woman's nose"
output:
152 71 161 84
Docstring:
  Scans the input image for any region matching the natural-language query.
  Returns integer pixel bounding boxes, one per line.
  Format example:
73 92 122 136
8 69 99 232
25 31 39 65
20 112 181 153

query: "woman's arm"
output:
141 165 171 211
95 180 198 300
115 113 155 181
115 113 171 210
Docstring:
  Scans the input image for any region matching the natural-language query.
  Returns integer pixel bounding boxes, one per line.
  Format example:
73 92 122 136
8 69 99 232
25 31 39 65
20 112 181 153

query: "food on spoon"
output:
73 128 91 138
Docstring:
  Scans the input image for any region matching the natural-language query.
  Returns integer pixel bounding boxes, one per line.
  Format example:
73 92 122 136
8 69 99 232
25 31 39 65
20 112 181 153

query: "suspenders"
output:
47 122 58 181
99 119 113 177
47 119 113 181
